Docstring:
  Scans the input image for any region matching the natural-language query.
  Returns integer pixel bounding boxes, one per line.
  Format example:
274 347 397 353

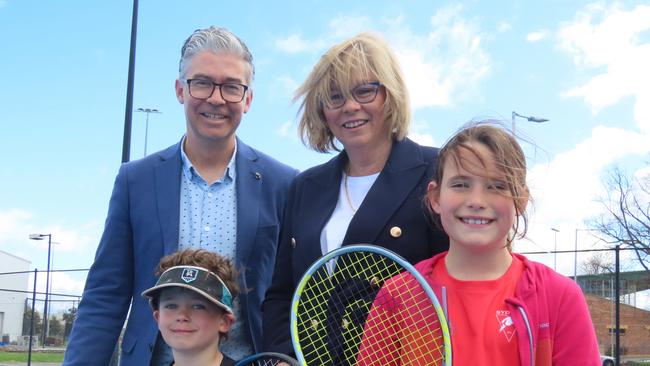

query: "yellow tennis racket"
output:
290 244 451 365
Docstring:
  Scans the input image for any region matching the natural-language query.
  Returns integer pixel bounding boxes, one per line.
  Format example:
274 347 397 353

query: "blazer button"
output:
390 226 402 238
291 237 297 248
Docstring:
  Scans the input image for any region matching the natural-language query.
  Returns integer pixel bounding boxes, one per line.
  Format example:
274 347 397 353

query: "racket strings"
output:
237 356 296 366
357 272 446 365
296 251 443 365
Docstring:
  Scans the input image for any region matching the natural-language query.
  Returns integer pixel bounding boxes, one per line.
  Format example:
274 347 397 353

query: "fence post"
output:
614 245 620 366
27 268 38 366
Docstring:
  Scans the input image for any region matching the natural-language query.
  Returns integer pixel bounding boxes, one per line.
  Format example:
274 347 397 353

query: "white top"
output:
320 172 380 256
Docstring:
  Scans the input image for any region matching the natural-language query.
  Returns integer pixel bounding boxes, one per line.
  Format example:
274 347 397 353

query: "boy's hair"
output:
179 26 254 84
147 249 240 342
295 32 410 153
148 249 240 310
428 121 530 249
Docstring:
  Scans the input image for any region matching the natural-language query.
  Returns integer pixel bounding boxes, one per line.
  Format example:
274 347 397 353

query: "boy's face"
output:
153 287 234 356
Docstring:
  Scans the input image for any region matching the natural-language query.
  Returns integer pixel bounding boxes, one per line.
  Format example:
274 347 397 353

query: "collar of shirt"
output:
180 135 238 185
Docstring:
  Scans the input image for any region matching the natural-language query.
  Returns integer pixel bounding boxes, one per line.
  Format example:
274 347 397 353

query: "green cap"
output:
142 265 233 313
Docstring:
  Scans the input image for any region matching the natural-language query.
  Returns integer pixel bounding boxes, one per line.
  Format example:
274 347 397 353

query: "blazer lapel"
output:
155 142 182 256
297 154 345 268
343 138 427 245
235 139 261 267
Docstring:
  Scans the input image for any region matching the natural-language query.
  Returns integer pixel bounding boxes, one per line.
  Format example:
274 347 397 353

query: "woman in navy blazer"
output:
262 32 449 355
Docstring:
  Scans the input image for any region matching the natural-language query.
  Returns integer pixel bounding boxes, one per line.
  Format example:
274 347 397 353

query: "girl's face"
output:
428 142 521 253
154 287 233 356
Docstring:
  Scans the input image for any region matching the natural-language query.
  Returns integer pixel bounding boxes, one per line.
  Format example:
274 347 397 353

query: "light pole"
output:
28 233 52 345
135 108 161 156
511 111 549 135
551 228 559 270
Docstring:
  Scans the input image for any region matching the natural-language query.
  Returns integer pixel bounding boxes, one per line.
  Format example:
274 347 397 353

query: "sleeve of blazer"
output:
63 164 135 365
262 177 299 355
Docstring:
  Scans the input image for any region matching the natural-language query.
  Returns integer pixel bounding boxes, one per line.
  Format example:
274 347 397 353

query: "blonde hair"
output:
428 121 530 250
295 32 410 152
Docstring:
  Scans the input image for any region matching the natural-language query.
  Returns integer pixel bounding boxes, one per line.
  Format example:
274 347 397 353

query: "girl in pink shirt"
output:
358 122 600 365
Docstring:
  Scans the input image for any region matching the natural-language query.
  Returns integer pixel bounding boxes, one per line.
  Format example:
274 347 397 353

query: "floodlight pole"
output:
135 108 161 156
551 228 559 270
28 233 52 345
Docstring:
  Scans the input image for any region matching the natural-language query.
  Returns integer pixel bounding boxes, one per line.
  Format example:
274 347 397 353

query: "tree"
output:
21 302 43 338
581 252 614 275
62 306 77 341
589 167 650 271
48 316 63 339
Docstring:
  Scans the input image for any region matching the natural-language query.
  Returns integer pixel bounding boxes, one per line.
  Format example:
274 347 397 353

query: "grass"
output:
0 351 65 362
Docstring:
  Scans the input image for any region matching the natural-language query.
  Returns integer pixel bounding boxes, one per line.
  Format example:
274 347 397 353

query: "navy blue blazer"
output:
262 138 449 354
63 138 298 366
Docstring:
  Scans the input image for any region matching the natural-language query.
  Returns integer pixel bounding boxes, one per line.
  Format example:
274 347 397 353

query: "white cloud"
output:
517 3 650 285
275 16 373 55
408 119 437 147
408 132 435 147
526 29 549 42
634 165 650 180
276 75 298 97
528 126 649 227
385 5 491 109
497 21 512 33
275 34 323 54
558 3 650 133
328 15 373 40
50 271 85 295
28 270 86 314
518 126 650 272
277 120 297 139
0 209 34 241
275 8 491 110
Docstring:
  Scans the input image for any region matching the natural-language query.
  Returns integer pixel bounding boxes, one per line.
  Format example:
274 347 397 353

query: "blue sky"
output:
1 0 649 313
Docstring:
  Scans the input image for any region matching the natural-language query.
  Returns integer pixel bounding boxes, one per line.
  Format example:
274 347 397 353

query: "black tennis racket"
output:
234 352 299 366
290 244 451 366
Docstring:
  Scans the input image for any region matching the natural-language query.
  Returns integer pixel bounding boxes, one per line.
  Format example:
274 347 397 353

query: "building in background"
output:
0 250 30 344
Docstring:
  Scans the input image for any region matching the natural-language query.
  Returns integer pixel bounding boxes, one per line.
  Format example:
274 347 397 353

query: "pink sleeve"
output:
552 280 601 365
356 286 401 366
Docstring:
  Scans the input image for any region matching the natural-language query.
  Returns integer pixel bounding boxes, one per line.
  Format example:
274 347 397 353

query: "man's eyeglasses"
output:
184 79 249 103
325 82 382 109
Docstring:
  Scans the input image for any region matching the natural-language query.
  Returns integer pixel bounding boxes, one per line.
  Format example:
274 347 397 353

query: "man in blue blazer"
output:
63 26 297 366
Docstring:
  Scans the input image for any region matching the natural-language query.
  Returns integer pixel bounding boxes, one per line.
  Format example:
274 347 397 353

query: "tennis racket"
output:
235 352 299 366
290 244 451 366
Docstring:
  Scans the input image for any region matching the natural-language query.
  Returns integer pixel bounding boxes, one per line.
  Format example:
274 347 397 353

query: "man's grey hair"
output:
179 26 254 84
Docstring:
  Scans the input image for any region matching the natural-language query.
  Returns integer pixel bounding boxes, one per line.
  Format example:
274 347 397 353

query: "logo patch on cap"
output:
181 268 198 283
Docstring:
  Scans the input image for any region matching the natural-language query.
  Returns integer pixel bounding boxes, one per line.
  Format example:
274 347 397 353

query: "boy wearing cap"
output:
143 249 239 366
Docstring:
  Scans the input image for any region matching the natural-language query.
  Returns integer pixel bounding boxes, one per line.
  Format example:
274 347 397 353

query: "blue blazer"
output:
64 138 298 366
262 138 449 354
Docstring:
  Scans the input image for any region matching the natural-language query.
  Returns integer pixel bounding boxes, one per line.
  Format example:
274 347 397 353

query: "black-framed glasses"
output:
184 78 249 103
325 81 382 109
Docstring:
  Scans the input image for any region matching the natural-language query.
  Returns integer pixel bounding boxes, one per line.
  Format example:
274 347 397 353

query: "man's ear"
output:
242 88 253 114
427 181 442 214
153 310 160 323
175 79 185 104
